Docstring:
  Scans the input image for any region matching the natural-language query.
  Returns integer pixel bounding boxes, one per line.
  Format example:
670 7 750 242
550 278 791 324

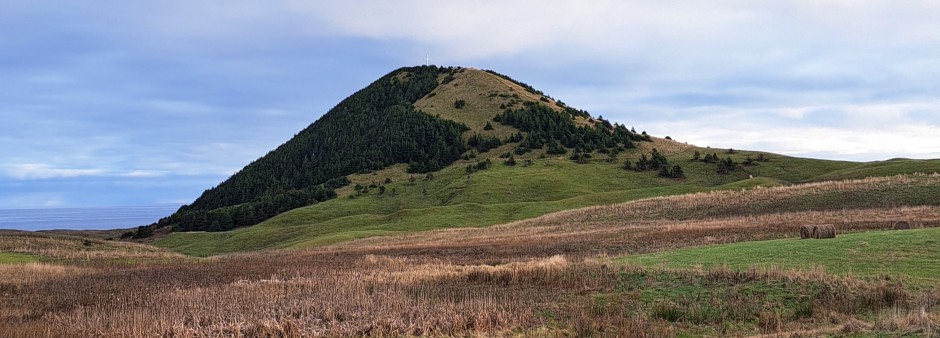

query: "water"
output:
0 205 180 231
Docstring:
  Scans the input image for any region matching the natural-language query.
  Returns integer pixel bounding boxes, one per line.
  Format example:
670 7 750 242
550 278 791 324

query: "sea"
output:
0 205 180 231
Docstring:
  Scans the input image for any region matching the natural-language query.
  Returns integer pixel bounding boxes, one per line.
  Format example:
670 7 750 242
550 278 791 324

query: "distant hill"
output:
143 66 649 236
141 66 940 254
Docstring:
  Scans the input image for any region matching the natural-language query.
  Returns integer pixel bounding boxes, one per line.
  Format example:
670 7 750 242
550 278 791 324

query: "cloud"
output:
3 164 104 180
2 164 175 180
2 0 939 209
297 1 940 63
633 103 940 161
119 170 168 178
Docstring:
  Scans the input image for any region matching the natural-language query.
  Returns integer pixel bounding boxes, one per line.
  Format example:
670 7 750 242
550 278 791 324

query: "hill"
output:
323 173 940 257
147 66 940 256
142 66 650 237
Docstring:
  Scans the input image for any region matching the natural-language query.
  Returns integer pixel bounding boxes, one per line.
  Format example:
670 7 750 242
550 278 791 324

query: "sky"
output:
2 0 939 209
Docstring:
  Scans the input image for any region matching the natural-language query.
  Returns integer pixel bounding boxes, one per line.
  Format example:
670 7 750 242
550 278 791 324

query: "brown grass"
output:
331 205 940 261
414 68 532 140
3 174 940 336
3 251 934 337
511 173 940 225
0 232 187 265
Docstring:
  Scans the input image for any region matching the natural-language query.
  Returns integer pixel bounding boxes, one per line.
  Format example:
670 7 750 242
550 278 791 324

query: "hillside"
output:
154 148 940 256
324 173 940 257
147 65 940 256
143 66 650 237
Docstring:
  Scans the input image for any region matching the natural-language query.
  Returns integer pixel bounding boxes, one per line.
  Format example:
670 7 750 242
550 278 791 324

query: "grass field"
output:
0 231 188 265
621 227 940 287
0 252 39 264
152 145 937 256
4 174 940 336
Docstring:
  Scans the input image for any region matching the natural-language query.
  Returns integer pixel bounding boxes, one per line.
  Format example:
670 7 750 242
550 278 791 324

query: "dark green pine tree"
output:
671 165 684 178
658 166 671 177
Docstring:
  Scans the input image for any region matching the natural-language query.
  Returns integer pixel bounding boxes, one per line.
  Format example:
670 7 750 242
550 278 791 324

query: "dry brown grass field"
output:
0 231 188 265
2 174 939 337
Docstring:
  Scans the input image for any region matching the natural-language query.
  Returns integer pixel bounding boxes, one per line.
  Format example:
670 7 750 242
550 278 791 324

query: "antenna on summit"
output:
425 54 430 66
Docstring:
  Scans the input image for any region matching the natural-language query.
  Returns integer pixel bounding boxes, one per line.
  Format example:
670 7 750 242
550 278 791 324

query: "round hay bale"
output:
799 225 813 239
892 221 911 230
813 224 836 239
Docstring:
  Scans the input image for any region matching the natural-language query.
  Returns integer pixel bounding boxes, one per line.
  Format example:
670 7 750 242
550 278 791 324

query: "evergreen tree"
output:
743 156 755 166
717 156 737 174
658 166 671 177
494 101 645 156
671 165 685 178
650 148 668 170
636 154 650 171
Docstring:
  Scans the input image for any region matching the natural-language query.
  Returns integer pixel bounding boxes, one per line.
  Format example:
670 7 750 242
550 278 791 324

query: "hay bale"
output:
892 221 911 230
799 225 813 239
812 224 836 239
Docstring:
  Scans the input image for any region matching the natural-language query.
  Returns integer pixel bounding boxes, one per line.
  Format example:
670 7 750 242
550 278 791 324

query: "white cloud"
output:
1 164 175 180
775 106 815 120
119 170 168 178
635 104 940 161
289 1 940 63
3 164 104 180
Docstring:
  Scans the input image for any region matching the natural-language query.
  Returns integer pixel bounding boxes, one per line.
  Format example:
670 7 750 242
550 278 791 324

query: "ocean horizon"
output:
0 205 180 231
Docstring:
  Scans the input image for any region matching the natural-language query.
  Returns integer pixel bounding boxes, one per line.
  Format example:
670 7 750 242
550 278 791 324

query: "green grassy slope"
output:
0 252 39 264
152 145 940 257
620 227 940 287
